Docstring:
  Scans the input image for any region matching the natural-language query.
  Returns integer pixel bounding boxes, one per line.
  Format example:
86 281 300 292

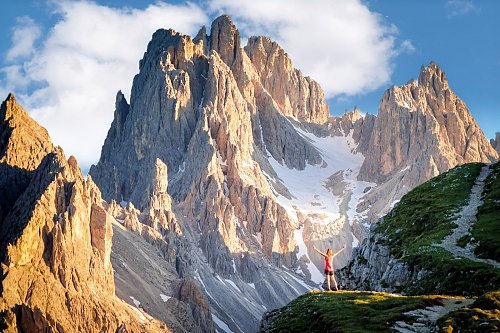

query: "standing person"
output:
313 245 346 291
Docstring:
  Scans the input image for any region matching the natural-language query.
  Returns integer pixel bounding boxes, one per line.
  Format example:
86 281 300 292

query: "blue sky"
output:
335 0 500 137
0 0 498 170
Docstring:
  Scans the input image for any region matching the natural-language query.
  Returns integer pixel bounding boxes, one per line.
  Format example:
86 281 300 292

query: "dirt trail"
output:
393 297 474 333
436 165 500 269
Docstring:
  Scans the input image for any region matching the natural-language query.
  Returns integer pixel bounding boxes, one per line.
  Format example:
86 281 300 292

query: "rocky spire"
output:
417 61 449 92
209 15 242 68
0 94 54 223
194 25 209 54
0 93 53 171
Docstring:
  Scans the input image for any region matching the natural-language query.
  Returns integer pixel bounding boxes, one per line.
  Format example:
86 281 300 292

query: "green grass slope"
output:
375 162 500 295
261 162 500 332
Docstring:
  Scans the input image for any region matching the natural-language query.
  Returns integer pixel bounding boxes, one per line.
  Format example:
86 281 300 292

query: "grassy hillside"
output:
375 162 500 295
260 291 499 333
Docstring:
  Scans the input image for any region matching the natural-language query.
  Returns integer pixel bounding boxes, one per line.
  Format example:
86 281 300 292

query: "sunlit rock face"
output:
0 95 171 332
357 63 498 221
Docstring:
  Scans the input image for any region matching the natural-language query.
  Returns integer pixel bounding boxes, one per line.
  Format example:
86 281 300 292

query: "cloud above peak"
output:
6 16 42 61
445 0 479 18
2 1 209 169
1 0 407 170
210 0 400 98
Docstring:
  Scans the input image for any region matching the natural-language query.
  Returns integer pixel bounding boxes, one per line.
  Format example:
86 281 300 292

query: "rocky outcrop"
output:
338 226 425 292
0 95 169 332
0 94 54 222
491 132 500 156
245 36 329 124
321 107 376 153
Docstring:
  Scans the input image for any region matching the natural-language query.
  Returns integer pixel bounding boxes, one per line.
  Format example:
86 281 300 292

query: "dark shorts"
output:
325 270 334 276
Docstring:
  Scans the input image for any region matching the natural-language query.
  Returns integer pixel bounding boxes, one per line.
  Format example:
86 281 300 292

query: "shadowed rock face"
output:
491 132 500 155
0 94 54 223
0 95 170 332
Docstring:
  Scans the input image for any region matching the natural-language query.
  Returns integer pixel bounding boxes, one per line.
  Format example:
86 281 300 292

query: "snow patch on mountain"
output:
268 126 370 224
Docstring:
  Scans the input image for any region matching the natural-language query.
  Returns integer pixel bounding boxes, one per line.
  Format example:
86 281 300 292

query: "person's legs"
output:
326 273 331 291
331 274 339 291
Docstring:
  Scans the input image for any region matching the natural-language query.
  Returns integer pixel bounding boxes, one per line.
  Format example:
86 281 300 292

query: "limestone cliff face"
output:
90 15 331 275
360 63 497 184
245 36 329 124
358 63 498 219
337 226 422 293
0 95 169 332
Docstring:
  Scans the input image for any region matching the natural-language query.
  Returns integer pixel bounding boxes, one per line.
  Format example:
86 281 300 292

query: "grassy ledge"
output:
261 291 447 333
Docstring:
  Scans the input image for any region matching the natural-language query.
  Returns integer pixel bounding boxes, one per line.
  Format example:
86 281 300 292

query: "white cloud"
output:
1 65 31 89
398 40 416 55
6 16 42 61
209 0 399 97
1 1 208 170
445 0 478 17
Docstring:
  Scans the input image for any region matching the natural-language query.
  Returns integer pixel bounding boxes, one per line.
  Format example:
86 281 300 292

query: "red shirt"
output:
324 256 334 271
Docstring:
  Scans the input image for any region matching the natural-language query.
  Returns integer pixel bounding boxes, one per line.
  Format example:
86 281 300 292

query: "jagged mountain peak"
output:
348 106 364 122
0 95 170 331
358 62 498 221
0 93 53 171
88 17 498 332
418 61 449 91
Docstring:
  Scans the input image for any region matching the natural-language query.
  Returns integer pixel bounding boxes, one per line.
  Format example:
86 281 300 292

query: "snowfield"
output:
265 124 375 282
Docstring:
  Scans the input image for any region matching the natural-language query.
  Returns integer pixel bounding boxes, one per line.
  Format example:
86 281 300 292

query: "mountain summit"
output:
357 62 497 221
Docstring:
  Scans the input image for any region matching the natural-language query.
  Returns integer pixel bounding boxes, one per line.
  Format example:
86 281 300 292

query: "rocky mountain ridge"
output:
0 95 222 332
0 14 498 333
357 62 498 222
89 15 497 333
